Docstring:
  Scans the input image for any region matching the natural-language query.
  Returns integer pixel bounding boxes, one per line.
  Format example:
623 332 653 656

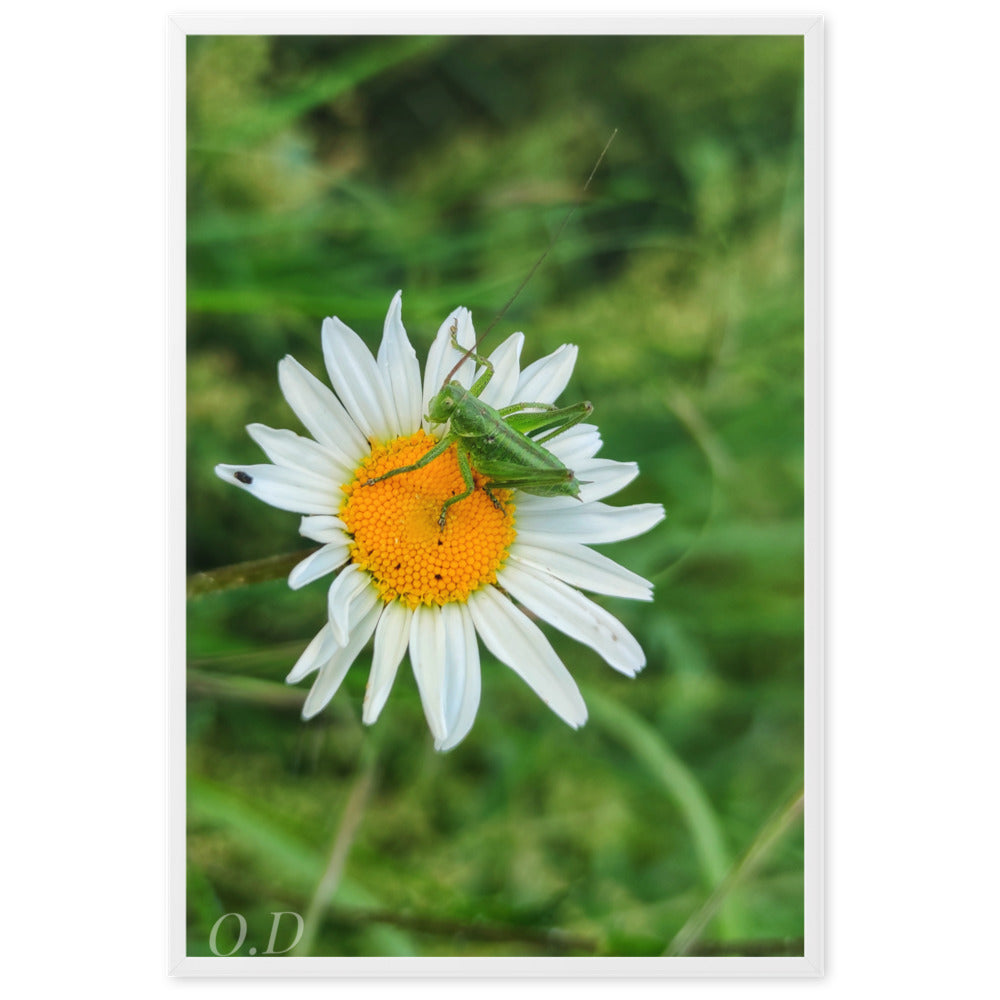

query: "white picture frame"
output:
168 14 824 978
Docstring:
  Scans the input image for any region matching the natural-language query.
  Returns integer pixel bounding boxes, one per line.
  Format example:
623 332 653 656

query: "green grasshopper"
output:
363 131 616 527
364 324 594 527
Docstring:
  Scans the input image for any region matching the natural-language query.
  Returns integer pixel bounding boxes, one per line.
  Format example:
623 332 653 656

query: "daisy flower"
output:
215 292 664 751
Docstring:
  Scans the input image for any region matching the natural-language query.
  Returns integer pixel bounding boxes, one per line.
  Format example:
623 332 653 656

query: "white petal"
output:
288 542 350 590
438 602 469 743
436 603 481 752
423 308 477 430
377 291 423 434
298 515 349 544
301 601 382 720
515 458 639 509
545 423 603 465
467 586 587 729
514 343 578 404
287 623 337 684
422 308 462 402
477 332 523 410
499 561 645 677
322 316 397 442
363 600 411 725
508 542 653 602
246 423 353 484
277 356 367 464
409 604 448 742
214 463 337 514
448 308 479 390
515 502 666 544
326 563 375 646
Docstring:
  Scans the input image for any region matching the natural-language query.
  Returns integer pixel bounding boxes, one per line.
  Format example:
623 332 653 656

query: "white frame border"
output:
167 14 824 979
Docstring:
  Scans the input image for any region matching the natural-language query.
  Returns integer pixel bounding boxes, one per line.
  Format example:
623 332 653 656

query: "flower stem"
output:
186 548 319 598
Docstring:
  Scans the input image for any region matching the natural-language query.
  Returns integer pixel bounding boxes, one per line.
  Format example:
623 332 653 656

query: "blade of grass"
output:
217 36 447 146
187 669 304 712
188 775 414 955
664 786 804 956
296 751 378 956
582 684 743 939
321 904 601 955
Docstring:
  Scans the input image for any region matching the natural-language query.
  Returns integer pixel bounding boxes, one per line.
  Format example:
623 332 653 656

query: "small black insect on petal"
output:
234 471 253 484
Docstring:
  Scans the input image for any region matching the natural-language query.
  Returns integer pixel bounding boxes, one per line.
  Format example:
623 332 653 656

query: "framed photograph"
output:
169 15 823 977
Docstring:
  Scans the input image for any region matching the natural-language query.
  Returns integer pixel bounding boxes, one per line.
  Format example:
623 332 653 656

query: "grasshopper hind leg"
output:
437 444 477 528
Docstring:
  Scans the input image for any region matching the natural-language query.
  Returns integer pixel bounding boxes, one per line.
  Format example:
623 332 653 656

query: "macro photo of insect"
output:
186 32 807 961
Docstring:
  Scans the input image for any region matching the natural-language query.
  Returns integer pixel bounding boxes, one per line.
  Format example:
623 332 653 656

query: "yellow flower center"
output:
340 430 516 609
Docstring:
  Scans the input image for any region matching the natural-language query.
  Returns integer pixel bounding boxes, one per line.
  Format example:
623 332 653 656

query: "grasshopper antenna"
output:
443 129 618 384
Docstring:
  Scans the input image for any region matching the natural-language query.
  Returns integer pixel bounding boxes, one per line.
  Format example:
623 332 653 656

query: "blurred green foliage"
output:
186 33 805 958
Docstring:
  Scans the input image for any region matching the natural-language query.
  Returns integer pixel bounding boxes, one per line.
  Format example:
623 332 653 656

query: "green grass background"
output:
186 33 805 958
